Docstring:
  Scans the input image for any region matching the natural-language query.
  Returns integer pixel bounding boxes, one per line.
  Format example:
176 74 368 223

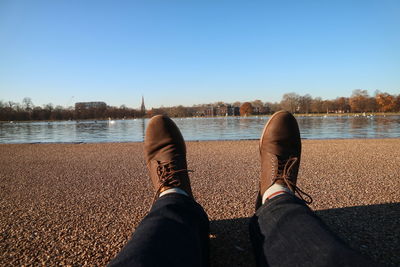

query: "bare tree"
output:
311 97 323 113
22 98 34 111
264 102 281 113
334 97 350 113
298 94 312 114
251 100 264 114
280 93 300 113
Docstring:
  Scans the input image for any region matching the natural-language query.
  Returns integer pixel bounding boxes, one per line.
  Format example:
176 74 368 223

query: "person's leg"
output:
109 115 209 267
109 193 209 267
249 194 372 267
250 111 373 267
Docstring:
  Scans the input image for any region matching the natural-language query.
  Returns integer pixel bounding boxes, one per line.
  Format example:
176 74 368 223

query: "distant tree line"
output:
1 90 399 121
149 90 400 117
0 98 144 121
277 90 400 114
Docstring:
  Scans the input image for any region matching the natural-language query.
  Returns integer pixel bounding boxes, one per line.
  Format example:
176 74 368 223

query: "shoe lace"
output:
152 160 192 204
274 157 313 204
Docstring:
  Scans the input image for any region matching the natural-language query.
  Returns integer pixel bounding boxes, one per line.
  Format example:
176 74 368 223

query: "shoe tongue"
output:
277 155 290 161
157 153 185 167
266 146 295 158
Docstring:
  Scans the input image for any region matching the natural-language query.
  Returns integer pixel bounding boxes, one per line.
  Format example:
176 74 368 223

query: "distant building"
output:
216 105 228 116
216 104 240 116
194 104 240 117
229 106 240 116
140 96 146 116
75 102 107 111
204 106 215 117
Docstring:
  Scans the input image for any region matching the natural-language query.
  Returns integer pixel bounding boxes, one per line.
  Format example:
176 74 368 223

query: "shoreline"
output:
1 139 399 266
1 136 400 145
1 112 400 123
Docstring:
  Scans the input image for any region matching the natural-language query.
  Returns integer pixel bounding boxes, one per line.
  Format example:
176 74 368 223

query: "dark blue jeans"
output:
249 194 373 267
108 194 209 267
109 194 372 267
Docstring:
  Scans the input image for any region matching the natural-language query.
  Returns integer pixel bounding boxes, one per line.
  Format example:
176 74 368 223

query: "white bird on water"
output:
108 117 115 124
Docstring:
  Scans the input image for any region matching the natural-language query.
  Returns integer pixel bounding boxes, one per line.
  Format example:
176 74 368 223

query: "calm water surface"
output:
1 116 399 144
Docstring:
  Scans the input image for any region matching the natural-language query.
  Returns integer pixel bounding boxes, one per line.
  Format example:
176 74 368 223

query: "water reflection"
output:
141 118 145 141
0 116 399 144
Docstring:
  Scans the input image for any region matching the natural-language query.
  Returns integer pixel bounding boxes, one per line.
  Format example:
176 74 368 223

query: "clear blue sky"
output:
1 0 399 109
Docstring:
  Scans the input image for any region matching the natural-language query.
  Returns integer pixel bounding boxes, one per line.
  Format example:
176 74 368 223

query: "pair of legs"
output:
109 112 373 267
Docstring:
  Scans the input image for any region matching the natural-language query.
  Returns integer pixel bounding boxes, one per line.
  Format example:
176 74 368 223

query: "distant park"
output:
1 90 399 122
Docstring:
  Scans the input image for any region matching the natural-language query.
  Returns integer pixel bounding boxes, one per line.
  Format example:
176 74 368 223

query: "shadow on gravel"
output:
209 203 399 267
210 217 255 267
316 202 400 267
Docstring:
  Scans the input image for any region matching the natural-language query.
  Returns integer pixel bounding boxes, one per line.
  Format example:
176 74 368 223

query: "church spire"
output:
140 96 146 116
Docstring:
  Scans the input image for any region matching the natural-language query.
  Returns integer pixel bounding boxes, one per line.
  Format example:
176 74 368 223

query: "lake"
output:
0 115 399 144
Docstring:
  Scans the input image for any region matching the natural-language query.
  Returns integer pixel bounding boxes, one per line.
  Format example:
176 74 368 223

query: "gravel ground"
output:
1 139 399 266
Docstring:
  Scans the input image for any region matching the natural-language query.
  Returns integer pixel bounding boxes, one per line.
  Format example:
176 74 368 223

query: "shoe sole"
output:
259 110 288 152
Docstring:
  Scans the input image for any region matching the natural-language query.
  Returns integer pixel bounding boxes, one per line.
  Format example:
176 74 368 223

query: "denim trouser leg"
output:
249 194 373 267
108 193 210 267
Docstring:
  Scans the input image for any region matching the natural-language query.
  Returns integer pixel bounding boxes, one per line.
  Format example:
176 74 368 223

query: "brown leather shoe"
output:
144 115 193 202
256 111 312 210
